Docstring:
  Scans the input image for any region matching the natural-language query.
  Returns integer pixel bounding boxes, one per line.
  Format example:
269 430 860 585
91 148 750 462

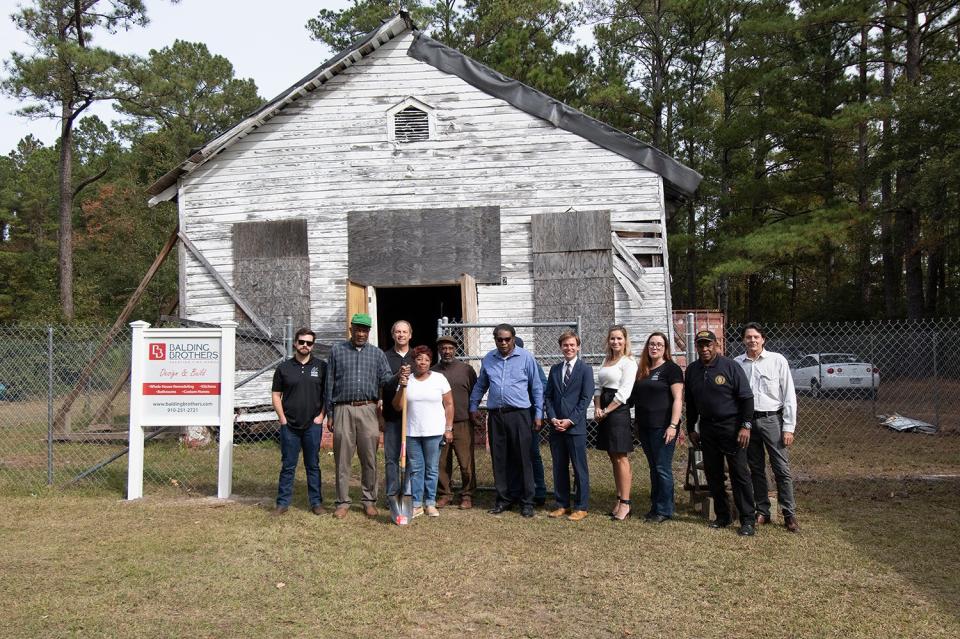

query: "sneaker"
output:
425 505 440 517
412 506 424 519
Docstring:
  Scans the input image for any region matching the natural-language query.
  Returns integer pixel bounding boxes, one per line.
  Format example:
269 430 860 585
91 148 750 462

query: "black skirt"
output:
597 387 634 453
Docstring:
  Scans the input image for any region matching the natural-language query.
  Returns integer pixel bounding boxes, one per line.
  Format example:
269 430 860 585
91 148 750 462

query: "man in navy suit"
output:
544 330 595 521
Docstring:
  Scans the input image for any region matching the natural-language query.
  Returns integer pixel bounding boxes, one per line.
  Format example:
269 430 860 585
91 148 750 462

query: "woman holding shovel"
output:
394 345 454 518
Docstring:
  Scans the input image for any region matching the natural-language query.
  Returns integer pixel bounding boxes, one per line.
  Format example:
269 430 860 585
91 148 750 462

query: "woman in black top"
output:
630 331 684 522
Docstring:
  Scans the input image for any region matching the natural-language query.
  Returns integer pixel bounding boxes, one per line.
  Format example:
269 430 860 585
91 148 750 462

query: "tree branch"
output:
73 167 108 198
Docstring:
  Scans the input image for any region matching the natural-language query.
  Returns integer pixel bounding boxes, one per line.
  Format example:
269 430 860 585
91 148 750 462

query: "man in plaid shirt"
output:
325 313 401 519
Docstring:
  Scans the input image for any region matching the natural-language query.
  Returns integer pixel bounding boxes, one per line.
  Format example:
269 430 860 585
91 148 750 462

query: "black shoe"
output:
488 503 512 515
521 505 535 518
533 497 546 507
708 520 730 529
738 524 756 536
643 511 657 521
649 514 670 524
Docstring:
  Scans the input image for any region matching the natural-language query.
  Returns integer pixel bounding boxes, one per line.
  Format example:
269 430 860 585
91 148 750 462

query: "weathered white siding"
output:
177 32 673 402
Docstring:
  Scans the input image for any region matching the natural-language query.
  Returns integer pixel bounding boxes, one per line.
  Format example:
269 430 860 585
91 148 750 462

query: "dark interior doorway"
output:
375 285 462 352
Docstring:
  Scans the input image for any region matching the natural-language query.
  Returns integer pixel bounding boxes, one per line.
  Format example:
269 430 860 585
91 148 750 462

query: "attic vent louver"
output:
394 106 430 142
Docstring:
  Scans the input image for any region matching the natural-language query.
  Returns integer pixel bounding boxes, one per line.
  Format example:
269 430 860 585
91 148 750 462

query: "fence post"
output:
870 330 877 415
47 326 54 486
437 316 443 341
284 316 293 359
932 327 940 428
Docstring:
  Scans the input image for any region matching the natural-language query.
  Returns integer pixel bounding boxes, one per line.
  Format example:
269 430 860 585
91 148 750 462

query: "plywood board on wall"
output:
348 206 500 286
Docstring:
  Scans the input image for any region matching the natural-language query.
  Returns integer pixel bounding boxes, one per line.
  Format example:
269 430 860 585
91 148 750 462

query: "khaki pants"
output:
437 419 476 499
333 403 380 506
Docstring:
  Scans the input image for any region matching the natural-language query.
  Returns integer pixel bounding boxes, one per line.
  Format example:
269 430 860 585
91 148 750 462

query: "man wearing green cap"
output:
325 313 397 519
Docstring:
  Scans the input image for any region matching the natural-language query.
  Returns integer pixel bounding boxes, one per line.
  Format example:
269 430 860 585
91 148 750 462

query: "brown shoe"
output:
548 507 569 518
784 514 800 533
333 506 349 519
364 503 379 518
567 510 588 522
311 504 326 516
272 505 288 516
756 513 770 525
436 495 452 509
459 496 473 510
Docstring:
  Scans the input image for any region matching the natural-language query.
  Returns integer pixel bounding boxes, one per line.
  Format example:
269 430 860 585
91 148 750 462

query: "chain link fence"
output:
1 318 957 505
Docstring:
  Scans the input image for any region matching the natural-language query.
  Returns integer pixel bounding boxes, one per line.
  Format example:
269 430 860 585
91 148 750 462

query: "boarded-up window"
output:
348 207 500 286
233 219 310 367
532 210 613 356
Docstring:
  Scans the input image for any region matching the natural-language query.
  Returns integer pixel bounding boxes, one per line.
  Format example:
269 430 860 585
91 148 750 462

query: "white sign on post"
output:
128 321 237 500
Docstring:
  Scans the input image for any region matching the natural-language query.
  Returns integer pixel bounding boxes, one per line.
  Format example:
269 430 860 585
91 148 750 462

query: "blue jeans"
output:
383 419 402 498
277 423 322 507
637 426 676 517
406 435 443 507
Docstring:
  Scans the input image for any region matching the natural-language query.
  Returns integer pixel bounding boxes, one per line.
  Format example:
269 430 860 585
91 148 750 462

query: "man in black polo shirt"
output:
686 330 757 536
271 328 327 515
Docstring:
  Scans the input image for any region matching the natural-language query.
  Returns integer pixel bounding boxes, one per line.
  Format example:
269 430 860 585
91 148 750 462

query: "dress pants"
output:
700 419 756 525
333 403 380 506
747 413 796 517
382 418 402 499
549 431 589 511
489 407 535 507
437 419 476 499
509 428 546 503
276 423 322 508
637 425 677 517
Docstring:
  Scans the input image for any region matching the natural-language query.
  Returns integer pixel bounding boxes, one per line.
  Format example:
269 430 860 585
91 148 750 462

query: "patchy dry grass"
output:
1 480 958 639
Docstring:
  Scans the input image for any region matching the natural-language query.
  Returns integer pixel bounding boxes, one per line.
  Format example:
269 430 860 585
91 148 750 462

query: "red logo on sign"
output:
149 343 166 360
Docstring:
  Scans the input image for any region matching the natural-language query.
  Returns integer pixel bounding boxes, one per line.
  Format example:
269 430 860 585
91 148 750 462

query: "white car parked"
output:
790 353 880 398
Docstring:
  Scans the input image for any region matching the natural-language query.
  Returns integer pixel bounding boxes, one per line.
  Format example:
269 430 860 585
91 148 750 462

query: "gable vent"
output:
394 106 430 142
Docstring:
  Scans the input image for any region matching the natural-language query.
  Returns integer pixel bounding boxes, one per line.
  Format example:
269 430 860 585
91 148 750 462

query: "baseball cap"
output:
695 329 717 343
350 313 373 327
436 334 457 346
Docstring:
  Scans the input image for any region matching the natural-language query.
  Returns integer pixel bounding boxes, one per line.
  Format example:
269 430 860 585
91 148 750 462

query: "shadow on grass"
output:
802 477 960 621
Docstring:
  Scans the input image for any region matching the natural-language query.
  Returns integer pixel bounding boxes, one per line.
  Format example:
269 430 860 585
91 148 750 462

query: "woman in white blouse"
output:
394 345 454 519
594 325 639 521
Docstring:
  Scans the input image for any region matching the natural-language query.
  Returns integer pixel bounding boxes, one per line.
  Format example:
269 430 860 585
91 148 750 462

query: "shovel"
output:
390 385 414 525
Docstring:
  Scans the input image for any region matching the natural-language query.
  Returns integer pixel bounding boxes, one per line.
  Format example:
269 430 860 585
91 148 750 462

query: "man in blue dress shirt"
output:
469 323 544 518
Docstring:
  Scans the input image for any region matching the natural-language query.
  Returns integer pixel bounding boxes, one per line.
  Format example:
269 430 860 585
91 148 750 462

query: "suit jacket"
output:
543 358 595 436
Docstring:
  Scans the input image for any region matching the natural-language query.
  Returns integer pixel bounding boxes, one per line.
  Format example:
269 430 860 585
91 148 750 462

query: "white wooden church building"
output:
147 12 701 399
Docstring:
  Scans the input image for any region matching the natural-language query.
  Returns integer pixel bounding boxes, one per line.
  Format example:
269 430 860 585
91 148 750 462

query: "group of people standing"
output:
270 314 800 535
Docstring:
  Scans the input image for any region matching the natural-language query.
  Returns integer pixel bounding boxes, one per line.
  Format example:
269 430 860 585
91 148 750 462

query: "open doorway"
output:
375 285 462 351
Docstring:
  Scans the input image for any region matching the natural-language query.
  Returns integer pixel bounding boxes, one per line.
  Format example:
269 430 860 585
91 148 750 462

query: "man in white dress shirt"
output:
735 322 800 533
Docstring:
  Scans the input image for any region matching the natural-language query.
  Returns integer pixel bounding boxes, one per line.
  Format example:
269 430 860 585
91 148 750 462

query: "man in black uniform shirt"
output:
685 330 757 536
271 328 327 515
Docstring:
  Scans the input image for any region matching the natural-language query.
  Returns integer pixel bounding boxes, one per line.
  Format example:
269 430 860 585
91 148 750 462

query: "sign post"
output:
127 320 237 499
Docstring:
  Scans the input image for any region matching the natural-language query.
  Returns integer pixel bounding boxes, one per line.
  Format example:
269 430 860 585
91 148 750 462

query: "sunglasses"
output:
296 339 314 346
494 336 513 343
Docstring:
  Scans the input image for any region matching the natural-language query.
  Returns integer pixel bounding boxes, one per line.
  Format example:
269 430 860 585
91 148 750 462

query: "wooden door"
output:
459 273 479 357
346 280 368 338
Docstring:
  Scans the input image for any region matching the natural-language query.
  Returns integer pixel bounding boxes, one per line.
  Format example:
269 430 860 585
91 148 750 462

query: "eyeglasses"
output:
296 339 314 346
494 336 513 343
648 343 665 349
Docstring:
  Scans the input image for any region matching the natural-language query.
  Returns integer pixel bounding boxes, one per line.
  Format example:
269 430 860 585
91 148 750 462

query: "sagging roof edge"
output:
148 12 701 205
407 33 701 202
146 12 414 202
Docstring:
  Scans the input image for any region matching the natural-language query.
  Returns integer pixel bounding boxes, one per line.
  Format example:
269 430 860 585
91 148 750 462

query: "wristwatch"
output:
742 421 752 431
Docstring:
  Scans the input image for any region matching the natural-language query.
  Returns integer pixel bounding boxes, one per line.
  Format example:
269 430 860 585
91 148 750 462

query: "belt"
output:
339 400 377 407
489 405 526 414
753 410 782 418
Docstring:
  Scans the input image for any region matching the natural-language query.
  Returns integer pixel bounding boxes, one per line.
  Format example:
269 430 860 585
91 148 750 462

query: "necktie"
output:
563 363 571 388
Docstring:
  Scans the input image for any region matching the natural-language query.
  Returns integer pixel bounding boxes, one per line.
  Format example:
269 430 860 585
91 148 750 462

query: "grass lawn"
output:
1 479 958 639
